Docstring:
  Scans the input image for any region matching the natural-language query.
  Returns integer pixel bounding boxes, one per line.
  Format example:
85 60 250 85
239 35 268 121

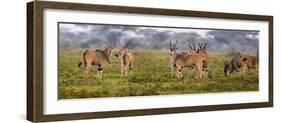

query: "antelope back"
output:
84 49 106 65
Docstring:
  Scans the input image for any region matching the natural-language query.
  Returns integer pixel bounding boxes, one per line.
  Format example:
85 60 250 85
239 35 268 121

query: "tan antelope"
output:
78 43 114 79
180 41 209 78
168 40 197 77
169 40 206 79
196 42 209 78
224 52 258 76
240 53 259 74
182 41 198 75
115 42 134 76
168 40 178 77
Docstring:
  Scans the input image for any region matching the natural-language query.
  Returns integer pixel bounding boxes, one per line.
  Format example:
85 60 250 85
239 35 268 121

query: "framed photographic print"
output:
27 0 273 122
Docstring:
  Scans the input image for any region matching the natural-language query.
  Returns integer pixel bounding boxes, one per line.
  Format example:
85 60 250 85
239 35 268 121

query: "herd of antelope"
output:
77 40 259 79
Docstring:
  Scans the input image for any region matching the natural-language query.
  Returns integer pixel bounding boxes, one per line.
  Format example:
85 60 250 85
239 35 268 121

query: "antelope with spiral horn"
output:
196 42 209 78
169 40 206 79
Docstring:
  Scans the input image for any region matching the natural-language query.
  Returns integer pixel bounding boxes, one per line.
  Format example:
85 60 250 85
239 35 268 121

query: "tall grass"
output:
59 49 258 99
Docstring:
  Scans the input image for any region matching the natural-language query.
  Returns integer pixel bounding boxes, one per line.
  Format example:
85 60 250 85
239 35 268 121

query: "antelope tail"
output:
129 60 133 70
78 61 83 68
78 50 87 68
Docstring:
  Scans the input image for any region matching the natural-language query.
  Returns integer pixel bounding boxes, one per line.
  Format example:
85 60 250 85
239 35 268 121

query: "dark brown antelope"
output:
224 52 242 76
169 40 206 79
224 52 258 76
78 43 114 79
115 42 134 76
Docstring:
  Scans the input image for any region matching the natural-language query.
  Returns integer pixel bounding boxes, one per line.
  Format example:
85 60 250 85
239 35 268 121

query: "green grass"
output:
59 49 258 99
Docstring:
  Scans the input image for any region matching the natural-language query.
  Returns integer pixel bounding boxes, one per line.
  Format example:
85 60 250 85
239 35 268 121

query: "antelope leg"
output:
125 64 130 76
97 66 103 79
96 69 100 79
120 64 124 76
176 67 183 79
84 63 91 74
100 70 103 79
195 65 202 80
241 64 247 75
171 65 174 77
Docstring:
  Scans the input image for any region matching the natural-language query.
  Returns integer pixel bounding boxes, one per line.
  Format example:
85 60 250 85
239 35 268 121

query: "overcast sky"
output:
58 23 259 53
59 23 209 38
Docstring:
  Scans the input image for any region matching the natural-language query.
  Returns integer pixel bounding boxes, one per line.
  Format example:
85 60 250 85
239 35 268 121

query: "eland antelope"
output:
168 40 197 77
168 40 178 77
240 53 259 74
196 42 209 78
115 42 134 76
78 43 114 79
169 40 206 79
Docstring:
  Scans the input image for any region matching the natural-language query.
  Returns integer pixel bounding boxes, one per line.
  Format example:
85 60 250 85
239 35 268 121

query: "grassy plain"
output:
59 49 258 99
